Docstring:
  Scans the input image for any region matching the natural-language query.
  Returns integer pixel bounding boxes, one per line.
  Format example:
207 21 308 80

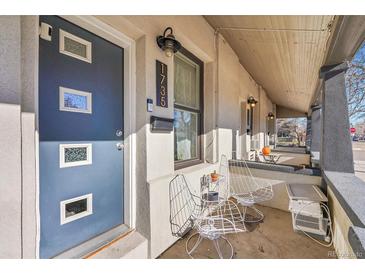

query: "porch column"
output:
305 116 311 152
320 62 354 173
310 105 321 154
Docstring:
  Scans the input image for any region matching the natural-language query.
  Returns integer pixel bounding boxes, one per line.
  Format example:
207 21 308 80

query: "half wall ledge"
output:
348 226 365 259
323 171 365 228
244 161 321 176
323 170 365 258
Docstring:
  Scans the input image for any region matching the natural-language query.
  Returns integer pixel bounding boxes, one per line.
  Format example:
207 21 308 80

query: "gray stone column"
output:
305 116 311 152
310 106 322 153
320 62 354 173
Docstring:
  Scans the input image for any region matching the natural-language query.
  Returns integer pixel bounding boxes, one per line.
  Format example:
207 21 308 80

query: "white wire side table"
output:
169 174 246 259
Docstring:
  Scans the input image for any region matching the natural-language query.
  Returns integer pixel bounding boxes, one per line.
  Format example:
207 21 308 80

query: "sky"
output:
352 42 365 63
348 42 365 125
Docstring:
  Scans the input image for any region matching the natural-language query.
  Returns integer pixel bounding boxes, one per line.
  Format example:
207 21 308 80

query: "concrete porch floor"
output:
159 205 336 259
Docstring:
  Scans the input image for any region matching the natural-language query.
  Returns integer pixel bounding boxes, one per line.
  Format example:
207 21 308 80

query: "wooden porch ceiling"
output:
205 16 335 113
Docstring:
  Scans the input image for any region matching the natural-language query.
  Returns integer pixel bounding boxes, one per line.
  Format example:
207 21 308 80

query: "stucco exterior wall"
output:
0 16 21 105
21 16 39 114
21 112 37 258
258 86 274 148
0 103 22 258
217 35 274 159
20 16 39 259
0 16 39 259
327 187 356 259
0 16 22 259
134 35 151 243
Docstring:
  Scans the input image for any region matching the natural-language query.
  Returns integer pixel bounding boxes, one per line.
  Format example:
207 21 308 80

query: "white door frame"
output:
36 15 137 257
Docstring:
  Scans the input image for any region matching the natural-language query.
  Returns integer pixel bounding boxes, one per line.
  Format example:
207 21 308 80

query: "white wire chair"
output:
169 174 246 259
220 154 274 223
256 151 281 164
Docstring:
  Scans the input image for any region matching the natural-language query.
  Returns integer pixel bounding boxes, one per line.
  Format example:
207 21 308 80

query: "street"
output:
353 141 365 181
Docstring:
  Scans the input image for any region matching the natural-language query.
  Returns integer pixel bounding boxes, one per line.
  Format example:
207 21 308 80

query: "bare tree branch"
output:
346 45 365 120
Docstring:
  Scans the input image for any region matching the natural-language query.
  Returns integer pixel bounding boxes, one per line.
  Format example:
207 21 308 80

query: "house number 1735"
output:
156 60 168 108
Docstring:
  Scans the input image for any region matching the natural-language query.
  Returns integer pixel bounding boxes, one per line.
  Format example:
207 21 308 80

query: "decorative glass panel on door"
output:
59 29 92 63
59 143 92 168
65 147 87 163
59 87 92 114
64 92 87 110
64 36 88 58
65 198 88 217
60 193 93 225
174 53 200 109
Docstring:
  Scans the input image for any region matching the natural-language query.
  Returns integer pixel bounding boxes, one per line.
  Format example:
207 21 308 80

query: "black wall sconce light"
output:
267 112 275 120
156 27 182 57
247 96 258 107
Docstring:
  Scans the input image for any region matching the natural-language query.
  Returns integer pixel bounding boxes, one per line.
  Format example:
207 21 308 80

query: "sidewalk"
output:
355 160 365 181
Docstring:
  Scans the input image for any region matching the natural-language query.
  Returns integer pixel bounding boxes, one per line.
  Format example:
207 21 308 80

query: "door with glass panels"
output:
38 16 124 258
174 49 203 169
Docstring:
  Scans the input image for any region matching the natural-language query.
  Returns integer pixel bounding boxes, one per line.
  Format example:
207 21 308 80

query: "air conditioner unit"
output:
289 199 328 236
286 184 330 239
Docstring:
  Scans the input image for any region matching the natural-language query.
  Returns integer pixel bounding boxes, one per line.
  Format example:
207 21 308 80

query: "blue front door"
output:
39 16 124 258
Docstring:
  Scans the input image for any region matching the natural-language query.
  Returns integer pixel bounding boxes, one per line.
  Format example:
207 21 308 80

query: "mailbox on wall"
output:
150 116 174 132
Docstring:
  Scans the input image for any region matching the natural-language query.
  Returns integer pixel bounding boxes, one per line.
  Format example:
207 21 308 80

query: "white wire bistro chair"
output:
169 174 246 259
256 150 282 164
220 154 274 223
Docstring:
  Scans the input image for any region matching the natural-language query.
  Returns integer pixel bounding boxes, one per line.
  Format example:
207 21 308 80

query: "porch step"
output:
87 231 148 259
